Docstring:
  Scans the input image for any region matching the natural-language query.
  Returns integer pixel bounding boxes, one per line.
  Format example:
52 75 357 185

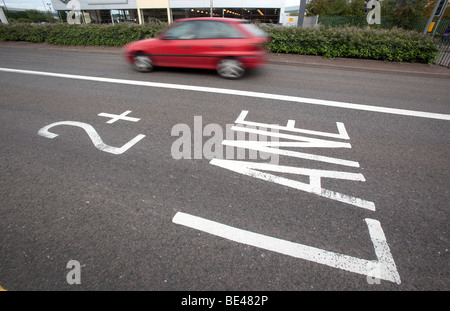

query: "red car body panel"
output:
123 17 269 71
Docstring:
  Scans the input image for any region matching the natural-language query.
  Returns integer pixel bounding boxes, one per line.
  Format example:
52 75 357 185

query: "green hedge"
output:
0 23 167 46
264 26 439 63
0 23 440 63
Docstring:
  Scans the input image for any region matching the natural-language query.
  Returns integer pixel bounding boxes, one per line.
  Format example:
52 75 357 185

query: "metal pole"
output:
432 0 448 35
210 0 213 17
297 0 306 27
167 7 172 24
424 0 442 34
1 0 7 11
0 5 8 24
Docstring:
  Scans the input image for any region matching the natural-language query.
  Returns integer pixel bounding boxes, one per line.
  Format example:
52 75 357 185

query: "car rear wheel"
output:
133 53 153 72
217 58 245 79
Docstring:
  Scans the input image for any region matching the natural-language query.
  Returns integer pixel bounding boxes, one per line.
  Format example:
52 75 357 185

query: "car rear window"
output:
165 20 247 40
240 23 268 38
196 21 245 39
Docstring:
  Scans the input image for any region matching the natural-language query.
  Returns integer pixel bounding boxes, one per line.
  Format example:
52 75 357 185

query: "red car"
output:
123 17 269 79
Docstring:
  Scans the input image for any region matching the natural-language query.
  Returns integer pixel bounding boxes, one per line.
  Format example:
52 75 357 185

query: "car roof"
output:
174 17 248 24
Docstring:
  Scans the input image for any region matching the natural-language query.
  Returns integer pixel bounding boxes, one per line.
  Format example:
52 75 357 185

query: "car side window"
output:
196 21 244 39
165 21 197 40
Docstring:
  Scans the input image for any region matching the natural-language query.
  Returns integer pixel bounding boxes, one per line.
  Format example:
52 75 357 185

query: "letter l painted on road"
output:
172 212 401 284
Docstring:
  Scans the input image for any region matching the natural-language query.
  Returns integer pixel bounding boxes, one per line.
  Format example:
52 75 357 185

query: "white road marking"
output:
215 111 374 209
98 110 140 124
210 158 375 211
234 110 351 140
1 67 449 121
222 140 360 167
172 212 401 284
38 121 145 155
230 126 352 148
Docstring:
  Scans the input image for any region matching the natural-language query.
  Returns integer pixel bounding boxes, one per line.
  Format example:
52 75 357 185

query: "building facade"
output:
50 0 286 24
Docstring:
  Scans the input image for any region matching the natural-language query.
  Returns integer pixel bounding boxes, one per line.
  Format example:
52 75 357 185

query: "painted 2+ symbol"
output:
37 110 145 155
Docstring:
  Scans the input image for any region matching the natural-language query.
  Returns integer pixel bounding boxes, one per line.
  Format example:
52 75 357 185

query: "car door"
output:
192 20 246 69
155 20 199 68
164 20 230 69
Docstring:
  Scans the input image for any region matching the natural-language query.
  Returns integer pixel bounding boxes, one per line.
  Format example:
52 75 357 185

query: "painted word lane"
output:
172 110 401 284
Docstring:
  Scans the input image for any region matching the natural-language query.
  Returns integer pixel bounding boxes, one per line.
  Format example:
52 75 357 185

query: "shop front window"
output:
171 8 280 23
142 9 168 24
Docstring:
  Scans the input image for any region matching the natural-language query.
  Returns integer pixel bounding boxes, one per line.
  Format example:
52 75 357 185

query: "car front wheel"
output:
217 58 245 79
133 53 153 72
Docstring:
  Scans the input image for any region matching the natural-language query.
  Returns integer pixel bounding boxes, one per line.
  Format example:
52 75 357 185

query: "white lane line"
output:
1 67 449 121
172 212 401 284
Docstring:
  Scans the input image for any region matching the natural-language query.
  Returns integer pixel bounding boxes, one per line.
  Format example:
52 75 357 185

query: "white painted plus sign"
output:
98 110 141 124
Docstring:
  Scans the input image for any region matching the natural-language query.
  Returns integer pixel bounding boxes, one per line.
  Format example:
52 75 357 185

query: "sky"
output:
2 0 302 11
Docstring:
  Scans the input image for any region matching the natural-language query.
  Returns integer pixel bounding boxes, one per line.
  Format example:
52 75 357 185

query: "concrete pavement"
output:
268 52 450 78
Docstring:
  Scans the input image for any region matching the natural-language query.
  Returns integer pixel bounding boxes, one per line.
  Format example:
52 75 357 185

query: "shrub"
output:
0 23 439 63
264 25 439 63
0 23 167 46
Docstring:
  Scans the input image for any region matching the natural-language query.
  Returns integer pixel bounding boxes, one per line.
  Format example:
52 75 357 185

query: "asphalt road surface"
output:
0 45 449 293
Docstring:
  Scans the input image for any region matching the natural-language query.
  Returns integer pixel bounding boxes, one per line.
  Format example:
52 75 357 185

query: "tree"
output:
381 0 429 29
305 0 366 17
306 0 332 16
6 10 57 23
323 0 350 15
347 0 367 17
